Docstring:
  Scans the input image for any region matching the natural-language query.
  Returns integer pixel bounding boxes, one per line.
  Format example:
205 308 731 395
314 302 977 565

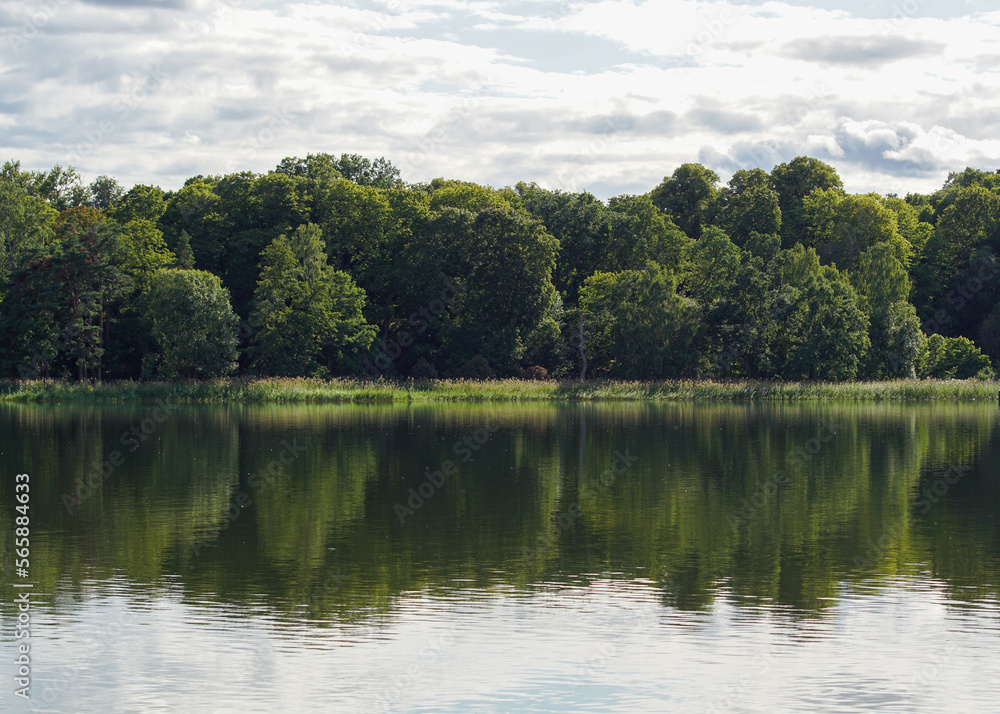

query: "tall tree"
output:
1 217 125 380
146 269 239 380
0 176 57 285
649 163 720 239
249 224 375 377
712 168 782 246
770 156 843 246
579 265 701 378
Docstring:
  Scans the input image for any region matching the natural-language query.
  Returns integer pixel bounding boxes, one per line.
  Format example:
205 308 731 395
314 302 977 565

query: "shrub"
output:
410 358 438 379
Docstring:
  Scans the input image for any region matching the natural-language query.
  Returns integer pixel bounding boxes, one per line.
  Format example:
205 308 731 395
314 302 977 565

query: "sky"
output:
1 0 999 199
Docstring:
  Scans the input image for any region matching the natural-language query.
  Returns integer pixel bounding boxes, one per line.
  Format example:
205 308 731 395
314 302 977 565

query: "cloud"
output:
0 0 998 200
781 35 944 66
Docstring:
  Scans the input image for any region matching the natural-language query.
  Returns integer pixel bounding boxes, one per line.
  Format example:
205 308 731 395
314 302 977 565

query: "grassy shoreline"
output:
1 377 998 403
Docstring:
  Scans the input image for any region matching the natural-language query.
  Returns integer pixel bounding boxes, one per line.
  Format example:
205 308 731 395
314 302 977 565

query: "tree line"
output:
0 153 997 382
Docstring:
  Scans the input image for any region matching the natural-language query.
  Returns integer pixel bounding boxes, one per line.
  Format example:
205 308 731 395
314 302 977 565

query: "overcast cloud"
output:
1 0 998 198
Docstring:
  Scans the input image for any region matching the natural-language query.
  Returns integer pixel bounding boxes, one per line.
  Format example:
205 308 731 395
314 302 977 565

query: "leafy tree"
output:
920 334 992 379
518 184 644 304
607 193 692 274
801 190 911 271
978 303 1000 364
146 269 239 379
99 220 175 380
682 227 742 303
700 248 785 378
852 242 911 312
109 184 167 224
439 207 560 375
882 196 933 254
175 231 194 269
88 175 124 210
249 224 375 377
935 185 1000 270
649 164 720 239
0 176 57 284
770 156 843 246
428 182 515 214
781 270 870 380
866 301 926 379
159 177 227 274
331 153 402 188
2 163 89 210
1 217 125 380
579 265 701 378
712 168 781 246
114 220 175 293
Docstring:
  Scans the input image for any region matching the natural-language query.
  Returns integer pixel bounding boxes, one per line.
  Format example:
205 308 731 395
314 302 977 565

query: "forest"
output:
0 153 997 382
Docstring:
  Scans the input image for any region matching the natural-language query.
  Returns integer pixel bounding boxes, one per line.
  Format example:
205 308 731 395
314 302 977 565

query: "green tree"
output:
1 218 125 380
88 175 124 210
867 302 926 379
109 184 168 224
0 176 57 285
331 153 402 188
518 184 642 303
146 269 239 380
579 265 701 378
920 334 992 379
439 207 560 375
607 193 692 274
770 156 843 246
158 177 227 273
649 164 720 239
712 168 782 246
802 190 911 271
936 185 1000 270
249 224 375 377
682 227 742 303
852 242 911 312
978 303 1000 364
781 270 871 380
114 220 175 293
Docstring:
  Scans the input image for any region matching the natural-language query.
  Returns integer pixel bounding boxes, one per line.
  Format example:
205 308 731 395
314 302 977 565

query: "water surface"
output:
1 402 999 712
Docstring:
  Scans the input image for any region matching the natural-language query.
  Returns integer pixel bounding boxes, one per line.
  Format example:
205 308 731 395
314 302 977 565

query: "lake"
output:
1 402 999 712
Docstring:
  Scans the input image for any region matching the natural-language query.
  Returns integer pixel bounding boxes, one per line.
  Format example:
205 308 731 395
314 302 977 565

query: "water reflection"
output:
2 402 998 619
2 402 1000 711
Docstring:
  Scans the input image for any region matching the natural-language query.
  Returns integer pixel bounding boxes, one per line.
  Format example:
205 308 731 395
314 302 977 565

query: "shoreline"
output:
1 377 997 403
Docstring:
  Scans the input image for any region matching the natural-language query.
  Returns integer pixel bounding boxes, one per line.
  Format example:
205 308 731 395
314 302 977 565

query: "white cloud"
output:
1 0 999 197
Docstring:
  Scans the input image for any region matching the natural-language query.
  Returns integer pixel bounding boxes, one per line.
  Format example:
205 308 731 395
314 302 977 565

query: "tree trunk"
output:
578 312 588 381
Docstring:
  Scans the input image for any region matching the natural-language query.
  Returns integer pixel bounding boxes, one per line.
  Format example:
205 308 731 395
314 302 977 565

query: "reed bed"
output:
0 378 997 403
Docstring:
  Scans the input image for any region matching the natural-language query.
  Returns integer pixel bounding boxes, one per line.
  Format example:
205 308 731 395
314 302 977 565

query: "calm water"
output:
1 402 999 713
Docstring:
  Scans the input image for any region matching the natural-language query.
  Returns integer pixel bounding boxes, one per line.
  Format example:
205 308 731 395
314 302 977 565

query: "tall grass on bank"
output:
0 378 997 403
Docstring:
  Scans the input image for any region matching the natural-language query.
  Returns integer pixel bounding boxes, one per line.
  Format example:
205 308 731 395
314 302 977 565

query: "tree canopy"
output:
0 154 995 382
